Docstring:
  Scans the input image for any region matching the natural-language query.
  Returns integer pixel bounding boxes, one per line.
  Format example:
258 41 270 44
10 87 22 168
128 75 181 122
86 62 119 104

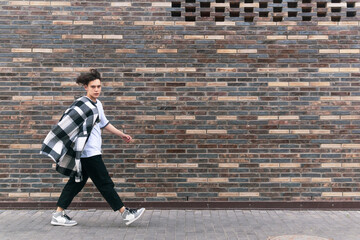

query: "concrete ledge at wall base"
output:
1 202 360 210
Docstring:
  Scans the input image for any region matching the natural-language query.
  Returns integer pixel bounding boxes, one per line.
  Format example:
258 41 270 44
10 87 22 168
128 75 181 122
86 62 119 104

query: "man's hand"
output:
104 123 133 143
121 134 132 143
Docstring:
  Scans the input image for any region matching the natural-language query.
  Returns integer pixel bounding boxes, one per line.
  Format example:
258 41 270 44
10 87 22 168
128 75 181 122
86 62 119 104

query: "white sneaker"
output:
121 207 145 226
51 211 77 226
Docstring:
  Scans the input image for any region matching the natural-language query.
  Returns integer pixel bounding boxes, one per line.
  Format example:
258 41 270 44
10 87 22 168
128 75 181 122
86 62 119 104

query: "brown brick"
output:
8 193 29 198
157 192 177 197
322 192 342 197
175 116 195 120
158 49 177 53
13 58 32 62
53 21 72 25
116 96 137 101
30 193 51 197
217 116 237 120
53 67 74 72
62 35 82 39
186 130 206 134
157 97 177 101
155 115 175 120
207 130 227 134
33 48 52 53
137 163 157 168
3 0 360 205
82 35 102 39
103 35 123 39
12 48 31 52
10 144 31 149
208 178 228 183
51 1 71 6
13 96 33 101
111 2 132 7
239 192 259 197
217 49 237 54
187 178 207 183
74 21 93 25
178 163 198 168
9 1 29 5
116 49 136 53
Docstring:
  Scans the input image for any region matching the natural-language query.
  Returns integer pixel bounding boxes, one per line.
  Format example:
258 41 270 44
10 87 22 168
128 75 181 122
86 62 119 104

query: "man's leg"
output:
51 172 89 226
82 155 145 225
81 155 124 211
56 173 88 210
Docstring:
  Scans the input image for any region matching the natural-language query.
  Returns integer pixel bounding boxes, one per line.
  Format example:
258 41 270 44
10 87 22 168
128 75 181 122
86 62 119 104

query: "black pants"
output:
57 155 124 211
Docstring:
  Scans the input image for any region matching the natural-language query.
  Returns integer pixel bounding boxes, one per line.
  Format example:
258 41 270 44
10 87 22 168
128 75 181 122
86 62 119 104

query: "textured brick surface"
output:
1 0 360 205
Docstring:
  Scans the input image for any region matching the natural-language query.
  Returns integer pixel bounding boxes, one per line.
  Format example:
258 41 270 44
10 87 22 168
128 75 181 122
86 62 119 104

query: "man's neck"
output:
86 95 97 103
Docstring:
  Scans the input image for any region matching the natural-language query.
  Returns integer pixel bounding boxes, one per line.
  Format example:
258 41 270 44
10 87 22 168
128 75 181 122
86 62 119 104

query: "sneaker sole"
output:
125 209 145 226
51 221 77 227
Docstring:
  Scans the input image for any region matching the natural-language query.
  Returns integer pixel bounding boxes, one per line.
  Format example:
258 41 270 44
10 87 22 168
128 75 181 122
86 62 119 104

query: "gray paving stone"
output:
0 209 359 240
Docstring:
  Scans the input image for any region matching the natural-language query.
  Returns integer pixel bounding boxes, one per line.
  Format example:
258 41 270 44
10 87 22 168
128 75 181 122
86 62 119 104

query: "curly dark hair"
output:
76 69 101 86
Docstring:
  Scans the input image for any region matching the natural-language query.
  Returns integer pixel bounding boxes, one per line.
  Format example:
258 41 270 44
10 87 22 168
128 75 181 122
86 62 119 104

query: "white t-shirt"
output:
81 98 109 158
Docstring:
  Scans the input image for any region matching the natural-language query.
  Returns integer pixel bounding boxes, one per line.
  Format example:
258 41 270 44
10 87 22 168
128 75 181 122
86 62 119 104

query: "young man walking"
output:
41 69 145 226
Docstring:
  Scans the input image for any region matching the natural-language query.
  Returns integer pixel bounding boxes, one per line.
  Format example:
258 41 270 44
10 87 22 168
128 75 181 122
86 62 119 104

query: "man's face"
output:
84 79 101 101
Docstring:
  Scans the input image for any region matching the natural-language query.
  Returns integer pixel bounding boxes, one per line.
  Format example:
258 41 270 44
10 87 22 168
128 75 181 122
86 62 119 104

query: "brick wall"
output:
1 0 360 206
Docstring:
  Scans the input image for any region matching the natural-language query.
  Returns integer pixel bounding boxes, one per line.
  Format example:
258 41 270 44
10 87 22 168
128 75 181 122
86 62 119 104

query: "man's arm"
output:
104 123 132 143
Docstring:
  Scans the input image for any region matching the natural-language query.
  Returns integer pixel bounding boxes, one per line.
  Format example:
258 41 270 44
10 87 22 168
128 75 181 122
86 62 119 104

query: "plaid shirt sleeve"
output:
40 97 99 181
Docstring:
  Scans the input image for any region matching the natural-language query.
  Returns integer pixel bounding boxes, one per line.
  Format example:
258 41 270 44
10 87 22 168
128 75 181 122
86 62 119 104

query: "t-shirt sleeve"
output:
97 100 109 129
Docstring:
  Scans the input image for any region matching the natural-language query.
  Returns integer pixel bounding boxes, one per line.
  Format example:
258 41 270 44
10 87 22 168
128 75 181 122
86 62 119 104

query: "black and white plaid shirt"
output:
40 96 99 182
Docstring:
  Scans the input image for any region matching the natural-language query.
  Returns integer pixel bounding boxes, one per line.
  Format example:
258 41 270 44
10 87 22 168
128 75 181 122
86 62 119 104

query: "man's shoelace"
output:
126 208 137 214
62 212 72 220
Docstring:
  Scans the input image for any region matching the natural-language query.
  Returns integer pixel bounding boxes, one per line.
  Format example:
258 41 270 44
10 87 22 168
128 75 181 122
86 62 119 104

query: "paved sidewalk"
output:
0 209 359 240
